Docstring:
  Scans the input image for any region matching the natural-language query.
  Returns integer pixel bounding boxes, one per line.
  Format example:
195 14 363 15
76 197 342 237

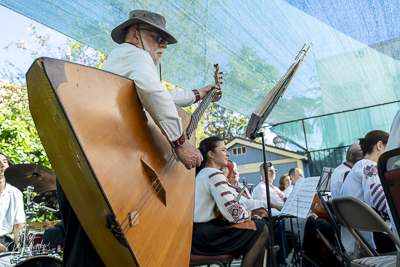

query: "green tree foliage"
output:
184 103 249 146
1 25 108 164
2 25 107 84
0 80 60 222
0 81 48 166
1 26 108 223
223 46 280 116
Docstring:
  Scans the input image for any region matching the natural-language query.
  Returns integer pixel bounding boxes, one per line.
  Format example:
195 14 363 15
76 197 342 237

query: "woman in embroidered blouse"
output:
340 130 395 254
191 136 269 267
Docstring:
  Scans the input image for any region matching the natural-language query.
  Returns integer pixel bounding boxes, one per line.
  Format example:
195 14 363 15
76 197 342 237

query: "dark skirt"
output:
191 219 266 258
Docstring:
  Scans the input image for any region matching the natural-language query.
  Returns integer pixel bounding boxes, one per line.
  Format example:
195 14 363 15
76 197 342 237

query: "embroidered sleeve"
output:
364 164 387 213
192 89 201 102
208 171 249 223
170 133 186 148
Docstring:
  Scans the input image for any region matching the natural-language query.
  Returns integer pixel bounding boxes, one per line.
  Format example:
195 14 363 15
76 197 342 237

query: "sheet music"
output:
280 177 320 218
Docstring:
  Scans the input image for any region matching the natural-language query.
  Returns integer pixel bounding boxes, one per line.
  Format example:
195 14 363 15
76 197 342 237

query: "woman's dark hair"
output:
359 130 389 156
196 136 224 175
0 152 14 166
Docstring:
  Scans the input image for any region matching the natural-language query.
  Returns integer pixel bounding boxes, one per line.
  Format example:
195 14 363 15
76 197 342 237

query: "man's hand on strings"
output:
197 85 222 102
174 141 203 170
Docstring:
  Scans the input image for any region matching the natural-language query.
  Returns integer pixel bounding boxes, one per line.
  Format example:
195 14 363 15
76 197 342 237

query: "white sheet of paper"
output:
280 177 320 218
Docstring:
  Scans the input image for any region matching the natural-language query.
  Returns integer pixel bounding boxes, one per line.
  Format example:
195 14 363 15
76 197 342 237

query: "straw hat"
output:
111 10 177 44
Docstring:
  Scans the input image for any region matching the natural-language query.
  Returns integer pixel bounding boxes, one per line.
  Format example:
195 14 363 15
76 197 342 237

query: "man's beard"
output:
142 38 163 66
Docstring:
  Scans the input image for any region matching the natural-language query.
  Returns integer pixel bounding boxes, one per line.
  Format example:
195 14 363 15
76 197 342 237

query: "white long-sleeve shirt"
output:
340 159 388 254
102 43 196 143
253 180 285 216
228 183 268 211
194 168 250 223
283 184 294 198
330 163 351 199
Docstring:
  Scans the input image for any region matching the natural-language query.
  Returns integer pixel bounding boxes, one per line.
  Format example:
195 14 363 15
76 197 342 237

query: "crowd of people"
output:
1 7 400 267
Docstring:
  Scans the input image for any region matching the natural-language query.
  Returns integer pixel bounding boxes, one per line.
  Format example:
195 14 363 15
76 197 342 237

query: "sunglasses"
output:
139 28 169 44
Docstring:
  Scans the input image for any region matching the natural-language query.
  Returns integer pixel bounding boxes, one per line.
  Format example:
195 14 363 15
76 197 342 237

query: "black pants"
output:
263 217 296 264
374 231 397 253
303 217 336 267
57 180 105 267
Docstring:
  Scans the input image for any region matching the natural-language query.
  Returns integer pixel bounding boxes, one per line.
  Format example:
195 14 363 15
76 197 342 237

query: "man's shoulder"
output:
109 43 139 52
104 44 150 64
252 181 264 192
331 163 350 177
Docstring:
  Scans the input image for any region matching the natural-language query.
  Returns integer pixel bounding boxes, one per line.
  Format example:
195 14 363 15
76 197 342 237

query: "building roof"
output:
226 137 306 160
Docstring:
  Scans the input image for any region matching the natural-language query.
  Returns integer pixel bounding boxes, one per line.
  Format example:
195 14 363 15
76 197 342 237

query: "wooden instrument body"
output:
26 58 195 266
311 194 330 221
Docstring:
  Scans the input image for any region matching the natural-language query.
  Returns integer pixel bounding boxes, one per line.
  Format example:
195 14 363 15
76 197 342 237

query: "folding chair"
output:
378 147 400 240
319 194 352 265
332 196 400 266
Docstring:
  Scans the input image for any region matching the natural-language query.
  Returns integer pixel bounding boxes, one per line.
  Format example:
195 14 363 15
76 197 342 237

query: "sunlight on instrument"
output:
27 58 222 267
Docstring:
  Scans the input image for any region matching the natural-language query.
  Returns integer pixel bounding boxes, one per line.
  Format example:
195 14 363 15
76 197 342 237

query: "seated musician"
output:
192 136 269 267
341 130 396 254
278 173 291 192
0 153 25 252
222 160 295 265
330 142 363 199
222 160 268 219
253 162 285 216
58 9 222 266
284 167 304 198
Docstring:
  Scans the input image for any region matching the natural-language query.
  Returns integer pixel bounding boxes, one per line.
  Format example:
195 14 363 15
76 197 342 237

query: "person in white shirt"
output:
192 137 268 267
102 9 222 170
0 153 25 252
223 161 296 264
253 162 285 216
283 167 304 198
330 142 363 199
59 9 223 267
341 130 396 255
222 161 268 218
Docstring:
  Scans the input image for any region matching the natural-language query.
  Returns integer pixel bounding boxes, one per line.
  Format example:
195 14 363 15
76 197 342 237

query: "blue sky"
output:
0 5 68 84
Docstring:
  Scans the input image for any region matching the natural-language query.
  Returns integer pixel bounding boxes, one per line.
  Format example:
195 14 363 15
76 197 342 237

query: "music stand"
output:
246 44 309 267
317 167 335 196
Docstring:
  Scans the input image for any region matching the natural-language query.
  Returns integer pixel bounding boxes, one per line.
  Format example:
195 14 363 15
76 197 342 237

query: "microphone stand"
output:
250 131 277 267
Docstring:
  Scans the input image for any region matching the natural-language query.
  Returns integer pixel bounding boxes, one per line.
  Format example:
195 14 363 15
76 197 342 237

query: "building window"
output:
232 146 247 155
